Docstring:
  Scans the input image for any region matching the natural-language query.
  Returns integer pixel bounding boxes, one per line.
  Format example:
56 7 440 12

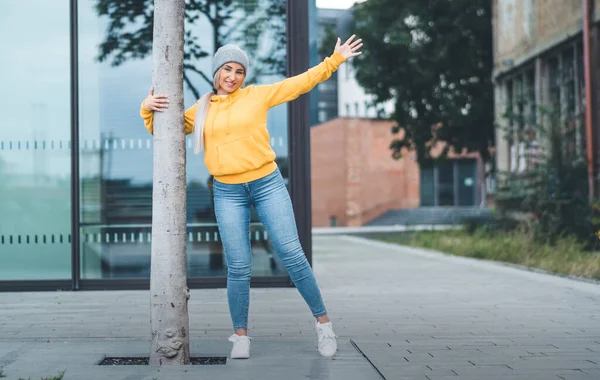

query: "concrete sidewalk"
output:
1 235 599 380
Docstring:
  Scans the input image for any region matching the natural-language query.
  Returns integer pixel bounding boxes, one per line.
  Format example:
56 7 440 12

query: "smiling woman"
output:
138 25 363 358
218 63 247 94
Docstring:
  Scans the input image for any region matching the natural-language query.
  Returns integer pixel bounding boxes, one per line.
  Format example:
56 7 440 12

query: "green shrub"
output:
495 103 600 247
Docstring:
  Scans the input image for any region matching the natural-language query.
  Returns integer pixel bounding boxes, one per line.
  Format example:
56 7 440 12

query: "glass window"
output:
548 57 561 118
505 79 514 117
514 76 529 172
78 0 288 279
0 1 72 280
561 48 577 157
523 69 536 171
562 49 576 118
575 43 585 156
514 76 524 131
420 166 435 206
577 43 585 111
505 79 514 172
524 69 536 126
318 110 327 123
319 80 336 92
457 159 477 206
438 161 455 206
329 216 337 227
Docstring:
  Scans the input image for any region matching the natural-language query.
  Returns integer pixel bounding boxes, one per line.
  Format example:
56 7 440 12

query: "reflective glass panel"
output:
78 0 289 279
0 1 72 280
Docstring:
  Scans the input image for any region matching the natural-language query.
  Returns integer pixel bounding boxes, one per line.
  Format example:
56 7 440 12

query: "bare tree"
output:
149 0 190 365
95 0 286 97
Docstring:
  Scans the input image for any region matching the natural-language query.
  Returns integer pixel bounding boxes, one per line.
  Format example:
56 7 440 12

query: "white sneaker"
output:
228 334 251 359
316 321 337 357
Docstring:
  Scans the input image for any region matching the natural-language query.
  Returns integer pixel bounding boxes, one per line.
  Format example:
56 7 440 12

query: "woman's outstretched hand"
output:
143 87 169 112
335 34 363 60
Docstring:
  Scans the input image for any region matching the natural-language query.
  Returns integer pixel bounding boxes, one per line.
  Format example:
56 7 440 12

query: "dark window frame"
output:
1 0 311 292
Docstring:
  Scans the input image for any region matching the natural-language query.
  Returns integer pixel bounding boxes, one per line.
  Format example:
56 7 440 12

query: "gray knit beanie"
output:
212 44 249 77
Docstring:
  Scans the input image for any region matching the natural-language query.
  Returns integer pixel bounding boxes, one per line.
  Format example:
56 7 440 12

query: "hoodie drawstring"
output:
210 100 221 137
210 92 235 136
226 96 231 135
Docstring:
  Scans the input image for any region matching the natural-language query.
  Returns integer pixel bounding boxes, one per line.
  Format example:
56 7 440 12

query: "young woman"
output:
141 35 363 359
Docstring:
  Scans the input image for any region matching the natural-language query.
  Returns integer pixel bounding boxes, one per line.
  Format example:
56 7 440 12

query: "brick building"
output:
311 118 484 227
492 0 600 193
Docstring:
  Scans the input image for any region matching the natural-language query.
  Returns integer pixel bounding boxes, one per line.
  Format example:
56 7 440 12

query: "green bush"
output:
495 104 600 247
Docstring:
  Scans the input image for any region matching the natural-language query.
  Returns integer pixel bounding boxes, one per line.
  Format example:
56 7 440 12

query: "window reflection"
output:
79 0 289 279
0 1 71 280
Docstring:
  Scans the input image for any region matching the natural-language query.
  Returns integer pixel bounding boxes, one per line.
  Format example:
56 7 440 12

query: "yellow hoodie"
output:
141 51 346 184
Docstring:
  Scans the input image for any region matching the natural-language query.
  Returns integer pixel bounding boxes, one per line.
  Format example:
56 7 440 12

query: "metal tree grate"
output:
97 356 227 365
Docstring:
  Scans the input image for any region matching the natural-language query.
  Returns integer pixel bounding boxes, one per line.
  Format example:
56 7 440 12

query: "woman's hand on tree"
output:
143 87 169 112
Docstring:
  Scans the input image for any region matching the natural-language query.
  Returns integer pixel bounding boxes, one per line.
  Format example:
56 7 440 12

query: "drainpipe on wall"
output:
583 0 595 201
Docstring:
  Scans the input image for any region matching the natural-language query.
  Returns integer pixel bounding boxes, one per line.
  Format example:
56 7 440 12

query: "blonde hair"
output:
192 67 245 154
192 71 220 154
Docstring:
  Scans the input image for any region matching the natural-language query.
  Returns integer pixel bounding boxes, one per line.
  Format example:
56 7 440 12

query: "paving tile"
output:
0 235 599 379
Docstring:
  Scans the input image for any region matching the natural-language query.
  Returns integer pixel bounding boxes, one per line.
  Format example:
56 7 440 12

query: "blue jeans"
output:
213 168 327 330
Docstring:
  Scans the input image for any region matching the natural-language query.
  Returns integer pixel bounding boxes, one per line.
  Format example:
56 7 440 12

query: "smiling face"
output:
216 62 246 95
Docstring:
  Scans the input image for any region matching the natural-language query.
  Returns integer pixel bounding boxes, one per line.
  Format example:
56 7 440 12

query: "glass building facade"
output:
0 0 316 291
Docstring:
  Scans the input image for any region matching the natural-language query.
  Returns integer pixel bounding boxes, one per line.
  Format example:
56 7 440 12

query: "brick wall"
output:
311 118 485 227
311 118 421 227
344 119 421 226
310 119 348 227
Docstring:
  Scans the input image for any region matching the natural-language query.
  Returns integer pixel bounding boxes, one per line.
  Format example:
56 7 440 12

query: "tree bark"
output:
149 0 190 365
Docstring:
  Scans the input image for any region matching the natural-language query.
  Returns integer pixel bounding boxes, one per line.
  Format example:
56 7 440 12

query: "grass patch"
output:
14 371 65 380
373 228 600 280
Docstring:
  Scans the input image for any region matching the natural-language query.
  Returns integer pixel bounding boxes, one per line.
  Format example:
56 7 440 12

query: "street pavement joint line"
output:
121 375 145 380
0 349 20 367
349 340 387 380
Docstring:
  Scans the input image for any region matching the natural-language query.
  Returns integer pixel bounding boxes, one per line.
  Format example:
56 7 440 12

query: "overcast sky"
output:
316 0 365 9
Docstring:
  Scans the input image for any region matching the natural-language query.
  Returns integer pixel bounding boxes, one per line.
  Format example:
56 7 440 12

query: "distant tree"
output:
318 24 338 58
95 0 287 98
243 0 287 81
352 0 494 164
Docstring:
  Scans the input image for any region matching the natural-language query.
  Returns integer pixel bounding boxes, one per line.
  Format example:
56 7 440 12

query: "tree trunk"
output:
149 0 190 365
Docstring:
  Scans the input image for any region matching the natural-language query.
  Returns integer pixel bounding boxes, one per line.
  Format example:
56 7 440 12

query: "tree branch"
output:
183 71 200 99
184 64 213 88
221 15 253 41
